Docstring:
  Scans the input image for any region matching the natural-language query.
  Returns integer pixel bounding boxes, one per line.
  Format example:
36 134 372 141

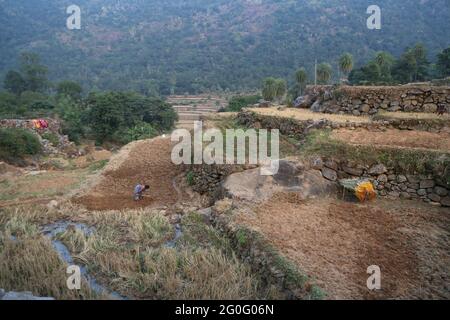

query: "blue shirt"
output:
134 184 144 195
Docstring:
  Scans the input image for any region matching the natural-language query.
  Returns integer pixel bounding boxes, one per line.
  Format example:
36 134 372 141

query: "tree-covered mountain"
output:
0 0 449 94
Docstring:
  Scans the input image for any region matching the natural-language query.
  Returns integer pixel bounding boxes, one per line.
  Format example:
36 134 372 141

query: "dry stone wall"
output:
237 110 389 139
304 85 450 115
312 157 450 207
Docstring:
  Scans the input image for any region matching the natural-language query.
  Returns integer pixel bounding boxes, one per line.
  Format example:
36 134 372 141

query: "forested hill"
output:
0 0 449 94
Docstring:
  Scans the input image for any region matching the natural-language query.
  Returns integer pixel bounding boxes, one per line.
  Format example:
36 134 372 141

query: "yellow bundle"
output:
355 181 377 202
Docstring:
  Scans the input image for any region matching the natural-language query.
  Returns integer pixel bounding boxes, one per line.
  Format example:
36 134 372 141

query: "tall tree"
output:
19 52 49 93
262 77 277 101
57 81 83 100
392 44 430 83
295 68 308 95
317 63 333 84
4 70 26 95
437 47 450 77
412 43 430 81
339 53 353 80
374 51 395 82
274 79 287 102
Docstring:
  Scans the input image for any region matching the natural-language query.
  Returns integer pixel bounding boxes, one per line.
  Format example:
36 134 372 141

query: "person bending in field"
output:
134 184 149 201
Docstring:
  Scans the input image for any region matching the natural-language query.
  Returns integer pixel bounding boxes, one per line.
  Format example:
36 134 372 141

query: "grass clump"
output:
0 206 99 300
74 210 269 299
88 159 109 172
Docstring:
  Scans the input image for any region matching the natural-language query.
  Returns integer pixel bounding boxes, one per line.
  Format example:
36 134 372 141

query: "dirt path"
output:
236 194 450 299
73 137 185 211
331 128 450 152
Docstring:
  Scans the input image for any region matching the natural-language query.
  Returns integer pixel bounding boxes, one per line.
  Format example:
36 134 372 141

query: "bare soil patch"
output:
248 107 371 123
331 128 450 151
73 137 186 211
0 170 84 206
236 194 450 299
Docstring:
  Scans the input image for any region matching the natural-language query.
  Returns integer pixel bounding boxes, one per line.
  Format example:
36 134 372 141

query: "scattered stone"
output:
324 159 339 171
388 191 400 199
46 200 59 210
368 164 387 176
400 192 411 199
360 104 370 113
321 168 338 181
311 157 324 170
420 180 435 189
213 198 233 215
311 100 325 113
397 175 407 183
343 166 364 176
434 186 448 197
441 197 450 207
406 175 420 184
428 194 441 203
423 103 437 113
170 214 182 224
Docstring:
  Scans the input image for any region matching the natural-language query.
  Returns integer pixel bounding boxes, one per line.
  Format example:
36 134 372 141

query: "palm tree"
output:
374 51 394 69
262 77 277 101
339 53 353 80
295 68 308 95
374 51 395 82
274 78 287 102
317 63 333 84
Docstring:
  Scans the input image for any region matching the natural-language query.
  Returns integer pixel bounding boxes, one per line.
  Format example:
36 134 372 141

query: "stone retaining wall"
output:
237 110 390 139
303 85 450 115
188 164 254 204
313 157 450 207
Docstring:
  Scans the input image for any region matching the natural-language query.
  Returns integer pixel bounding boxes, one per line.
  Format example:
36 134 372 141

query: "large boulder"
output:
223 160 337 203
310 100 326 113
294 95 313 108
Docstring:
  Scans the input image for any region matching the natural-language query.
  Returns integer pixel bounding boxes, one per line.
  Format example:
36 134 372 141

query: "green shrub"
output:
0 128 42 161
114 122 159 145
226 95 262 112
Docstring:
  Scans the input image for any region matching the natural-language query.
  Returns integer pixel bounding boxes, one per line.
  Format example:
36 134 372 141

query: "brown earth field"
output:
73 137 187 211
235 193 450 299
331 128 450 151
